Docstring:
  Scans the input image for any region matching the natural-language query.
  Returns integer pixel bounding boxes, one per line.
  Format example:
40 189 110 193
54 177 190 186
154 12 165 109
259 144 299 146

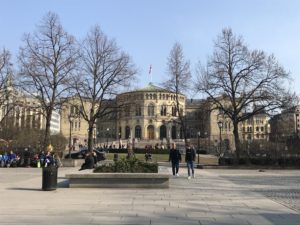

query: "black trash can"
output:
113 153 119 162
42 165 57 191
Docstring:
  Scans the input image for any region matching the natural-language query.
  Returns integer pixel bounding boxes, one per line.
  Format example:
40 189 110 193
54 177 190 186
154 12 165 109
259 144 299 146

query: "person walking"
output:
169 143 181 176
185 144 196 179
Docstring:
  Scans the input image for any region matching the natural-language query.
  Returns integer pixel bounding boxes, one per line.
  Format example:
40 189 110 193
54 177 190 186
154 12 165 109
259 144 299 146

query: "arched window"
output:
171 126 177 139
171 105 177 116
160 125 167 139
147 125 155 139
125 126 130 139
135 125 142 139
160 105 167 116
148 103 155 116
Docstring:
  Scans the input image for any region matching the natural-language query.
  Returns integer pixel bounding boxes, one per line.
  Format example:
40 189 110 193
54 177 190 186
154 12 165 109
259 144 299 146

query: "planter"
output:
65 172 169 188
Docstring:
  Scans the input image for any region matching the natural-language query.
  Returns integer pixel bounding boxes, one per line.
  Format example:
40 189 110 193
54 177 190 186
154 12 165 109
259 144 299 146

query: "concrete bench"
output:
65 173 169 188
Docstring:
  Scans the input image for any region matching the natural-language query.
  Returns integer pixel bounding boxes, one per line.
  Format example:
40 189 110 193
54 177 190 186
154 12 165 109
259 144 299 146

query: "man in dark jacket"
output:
79 152 95 171
169 143 181 176
185 144 196 179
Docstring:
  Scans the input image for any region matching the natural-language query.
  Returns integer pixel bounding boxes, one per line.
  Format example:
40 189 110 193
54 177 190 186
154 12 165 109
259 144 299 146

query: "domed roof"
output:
135 82 171 92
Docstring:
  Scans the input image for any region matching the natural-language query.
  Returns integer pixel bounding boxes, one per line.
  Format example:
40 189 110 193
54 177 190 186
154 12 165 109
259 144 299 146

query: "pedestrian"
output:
79 151 95 171
92 150 98 165
169 143 181 176
44 151 54 167
53 154 62 167
185 144 196 179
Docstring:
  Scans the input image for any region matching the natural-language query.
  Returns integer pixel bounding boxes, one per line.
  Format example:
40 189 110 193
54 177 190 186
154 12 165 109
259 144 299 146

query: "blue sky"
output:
1 0 299 96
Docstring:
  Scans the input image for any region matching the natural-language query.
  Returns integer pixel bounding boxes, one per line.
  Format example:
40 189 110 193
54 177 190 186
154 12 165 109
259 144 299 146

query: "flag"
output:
149 64 152 75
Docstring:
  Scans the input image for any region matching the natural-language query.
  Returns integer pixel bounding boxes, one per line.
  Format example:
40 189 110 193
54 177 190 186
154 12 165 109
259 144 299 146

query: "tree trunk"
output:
233 121 240 162
87 123 94 152
43 110 52 152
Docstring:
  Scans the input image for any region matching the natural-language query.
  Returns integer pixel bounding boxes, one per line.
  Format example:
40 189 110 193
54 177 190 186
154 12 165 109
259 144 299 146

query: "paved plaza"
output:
0 167 299 225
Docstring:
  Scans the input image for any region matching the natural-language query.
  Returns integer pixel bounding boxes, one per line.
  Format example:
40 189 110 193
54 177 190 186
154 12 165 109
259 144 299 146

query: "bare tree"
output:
18 12 77 151
162 42 191 145
0 49 16 128
71 25 136 152
196 28 295 160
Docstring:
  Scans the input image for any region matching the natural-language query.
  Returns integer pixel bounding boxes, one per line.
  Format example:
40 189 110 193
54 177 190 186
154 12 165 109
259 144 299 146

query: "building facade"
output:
269 106 300 141
240 112 270 142
116 83 185 141
60 97 96 150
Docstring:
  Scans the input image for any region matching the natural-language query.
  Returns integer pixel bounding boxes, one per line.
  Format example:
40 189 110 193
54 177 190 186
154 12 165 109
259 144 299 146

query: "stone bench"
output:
65 173 169 188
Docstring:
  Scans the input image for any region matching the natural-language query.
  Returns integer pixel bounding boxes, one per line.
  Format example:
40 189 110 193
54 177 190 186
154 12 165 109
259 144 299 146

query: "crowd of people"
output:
1 143 197 179
0 149 62 168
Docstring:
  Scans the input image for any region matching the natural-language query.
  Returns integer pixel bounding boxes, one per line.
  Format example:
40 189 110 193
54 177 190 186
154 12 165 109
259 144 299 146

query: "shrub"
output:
94 157 158 173
106 148 170 155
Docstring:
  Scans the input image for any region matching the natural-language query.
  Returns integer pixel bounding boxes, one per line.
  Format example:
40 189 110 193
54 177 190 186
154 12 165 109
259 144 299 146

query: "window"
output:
135 125 142 139
261 127 264 132
171 106 177 116
135 104 141 116
125 105 130 117
125 126 130 139
160 105 167 116
148 103 155 116
160 125 167 139
179 107 183 116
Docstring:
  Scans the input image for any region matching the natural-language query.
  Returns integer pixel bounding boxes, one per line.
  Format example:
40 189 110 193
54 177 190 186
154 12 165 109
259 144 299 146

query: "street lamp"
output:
68 115 74 158
106 128 110 148
204 131 208 152
197 131 201 164
217 121 223 156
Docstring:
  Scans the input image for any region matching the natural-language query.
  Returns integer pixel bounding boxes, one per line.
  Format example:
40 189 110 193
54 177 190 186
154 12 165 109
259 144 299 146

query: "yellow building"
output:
116 83 185 141
240 112 270 142
60 97 96 149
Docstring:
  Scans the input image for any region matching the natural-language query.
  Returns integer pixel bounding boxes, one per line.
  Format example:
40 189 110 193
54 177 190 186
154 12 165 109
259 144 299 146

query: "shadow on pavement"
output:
57 179 69 188
6 187 42 191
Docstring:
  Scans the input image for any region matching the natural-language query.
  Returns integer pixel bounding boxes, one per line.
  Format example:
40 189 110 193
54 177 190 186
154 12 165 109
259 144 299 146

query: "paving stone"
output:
0 167 299 225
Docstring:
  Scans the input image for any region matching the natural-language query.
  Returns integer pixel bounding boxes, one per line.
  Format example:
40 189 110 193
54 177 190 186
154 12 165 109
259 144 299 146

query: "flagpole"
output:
149 64 152 83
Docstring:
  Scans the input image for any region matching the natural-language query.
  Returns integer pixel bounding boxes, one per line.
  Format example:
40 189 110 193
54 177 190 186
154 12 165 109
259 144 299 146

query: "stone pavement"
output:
0 167 299 225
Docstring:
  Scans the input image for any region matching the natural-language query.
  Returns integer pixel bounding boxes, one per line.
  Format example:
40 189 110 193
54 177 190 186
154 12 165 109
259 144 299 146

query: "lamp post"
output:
204 131 208 152
217 121 223 156
68 115 74 158
118 132 121 149
197 131 201 164
106 128 110 148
